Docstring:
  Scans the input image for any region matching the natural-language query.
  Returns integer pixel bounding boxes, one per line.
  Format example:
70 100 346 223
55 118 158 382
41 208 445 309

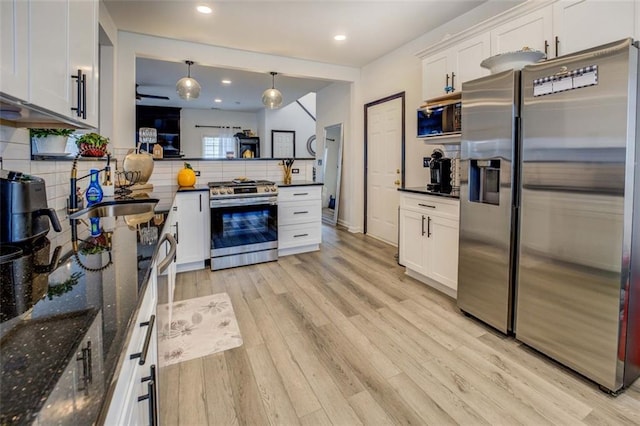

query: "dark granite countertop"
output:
398 186 460 200
276 180 323 187
0 185 179 424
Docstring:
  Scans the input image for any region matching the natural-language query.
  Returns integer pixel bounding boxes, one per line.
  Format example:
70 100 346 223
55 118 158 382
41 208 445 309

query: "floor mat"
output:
157 292 243 366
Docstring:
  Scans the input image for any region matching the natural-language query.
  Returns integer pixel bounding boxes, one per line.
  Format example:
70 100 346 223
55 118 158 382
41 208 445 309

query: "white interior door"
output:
366 96 402 245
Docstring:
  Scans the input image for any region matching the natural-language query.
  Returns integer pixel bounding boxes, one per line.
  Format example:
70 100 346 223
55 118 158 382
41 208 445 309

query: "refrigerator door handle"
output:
421 215 425 236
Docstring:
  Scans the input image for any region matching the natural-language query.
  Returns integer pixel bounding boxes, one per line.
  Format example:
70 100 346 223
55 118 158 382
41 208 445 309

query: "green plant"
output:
76 132 109 149
30 128 74 138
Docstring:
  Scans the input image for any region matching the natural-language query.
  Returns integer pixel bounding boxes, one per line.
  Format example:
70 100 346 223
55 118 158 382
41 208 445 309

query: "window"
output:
202 129 236 158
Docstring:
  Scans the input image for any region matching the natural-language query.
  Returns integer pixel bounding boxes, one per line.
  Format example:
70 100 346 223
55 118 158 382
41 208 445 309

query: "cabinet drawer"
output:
278 186 321 202
279 200 321 225
401 194 459 218
279 223 321 249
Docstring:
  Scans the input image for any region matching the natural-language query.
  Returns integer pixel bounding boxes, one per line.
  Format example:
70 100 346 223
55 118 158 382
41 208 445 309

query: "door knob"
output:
394 180 400 185
396 169 400 174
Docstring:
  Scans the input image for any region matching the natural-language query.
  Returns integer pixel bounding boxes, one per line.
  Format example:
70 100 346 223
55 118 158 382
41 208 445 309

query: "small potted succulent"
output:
30 128 74 154
76 132 110 157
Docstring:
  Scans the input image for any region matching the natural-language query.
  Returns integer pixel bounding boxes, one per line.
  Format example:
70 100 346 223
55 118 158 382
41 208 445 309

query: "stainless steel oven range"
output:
209 180 278 270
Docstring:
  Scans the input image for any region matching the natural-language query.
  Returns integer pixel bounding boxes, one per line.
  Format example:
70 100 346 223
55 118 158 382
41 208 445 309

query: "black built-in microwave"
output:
417 97 461 138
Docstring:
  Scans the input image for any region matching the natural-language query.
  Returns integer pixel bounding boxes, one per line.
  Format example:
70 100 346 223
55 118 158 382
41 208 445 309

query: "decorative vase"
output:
283 169 292 185
33 135 68 154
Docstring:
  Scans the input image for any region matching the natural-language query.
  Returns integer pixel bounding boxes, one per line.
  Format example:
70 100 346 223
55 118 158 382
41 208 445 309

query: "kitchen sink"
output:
69 199 159 220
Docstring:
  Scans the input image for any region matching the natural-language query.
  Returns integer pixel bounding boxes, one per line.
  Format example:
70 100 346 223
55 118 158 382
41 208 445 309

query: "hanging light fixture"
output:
176 60 201 100
262 71 283 109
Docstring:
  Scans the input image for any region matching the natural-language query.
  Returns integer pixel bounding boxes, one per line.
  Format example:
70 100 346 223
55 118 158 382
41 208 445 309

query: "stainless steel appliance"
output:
458 38 640 393
209 179 278 270
0 170 61 244
417 94 461 138
427 150 453 194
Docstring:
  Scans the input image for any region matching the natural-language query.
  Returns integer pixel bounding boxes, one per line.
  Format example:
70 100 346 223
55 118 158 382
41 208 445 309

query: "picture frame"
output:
271 130 295 158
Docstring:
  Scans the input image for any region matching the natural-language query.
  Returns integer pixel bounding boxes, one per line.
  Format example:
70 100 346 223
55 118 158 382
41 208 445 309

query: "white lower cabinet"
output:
172 191 209 272
278 186 322 256
399 193 459 296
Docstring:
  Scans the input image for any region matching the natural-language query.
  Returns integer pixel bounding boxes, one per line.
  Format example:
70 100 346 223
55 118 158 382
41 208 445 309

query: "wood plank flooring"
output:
159 225 640 425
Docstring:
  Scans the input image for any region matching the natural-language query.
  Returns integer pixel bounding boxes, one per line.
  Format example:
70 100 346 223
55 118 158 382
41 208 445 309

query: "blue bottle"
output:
86 169 103 206
89 217 101 237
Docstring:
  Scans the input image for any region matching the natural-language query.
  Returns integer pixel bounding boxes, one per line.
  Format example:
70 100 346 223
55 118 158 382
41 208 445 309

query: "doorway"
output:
364 92 405 245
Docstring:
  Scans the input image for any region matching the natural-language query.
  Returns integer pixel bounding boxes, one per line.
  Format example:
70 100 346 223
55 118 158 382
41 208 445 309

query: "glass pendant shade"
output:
262 72 283 109
176 61 201 100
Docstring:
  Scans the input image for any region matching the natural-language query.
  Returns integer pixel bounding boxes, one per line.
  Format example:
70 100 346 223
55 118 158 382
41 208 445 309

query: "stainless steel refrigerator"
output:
459 38 640 393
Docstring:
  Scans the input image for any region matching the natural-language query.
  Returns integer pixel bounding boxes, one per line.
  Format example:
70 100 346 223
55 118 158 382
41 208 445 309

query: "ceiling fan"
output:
136 84 170 101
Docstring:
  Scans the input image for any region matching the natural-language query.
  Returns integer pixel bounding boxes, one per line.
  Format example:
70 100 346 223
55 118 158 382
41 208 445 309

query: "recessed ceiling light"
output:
197 5 212 14
334 34 347 41
214 98 222 103
221 79 231 85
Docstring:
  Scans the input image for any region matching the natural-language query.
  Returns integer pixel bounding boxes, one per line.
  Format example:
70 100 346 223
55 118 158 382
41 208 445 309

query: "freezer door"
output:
517 39 637 392
458 69 519 333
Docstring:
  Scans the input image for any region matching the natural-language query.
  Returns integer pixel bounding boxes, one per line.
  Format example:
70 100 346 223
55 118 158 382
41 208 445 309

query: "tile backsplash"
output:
0 124 315 211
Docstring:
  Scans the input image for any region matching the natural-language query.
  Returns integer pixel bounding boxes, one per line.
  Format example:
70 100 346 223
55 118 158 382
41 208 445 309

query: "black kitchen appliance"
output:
0 170 61 244
235 133 260 158
427 151 452 194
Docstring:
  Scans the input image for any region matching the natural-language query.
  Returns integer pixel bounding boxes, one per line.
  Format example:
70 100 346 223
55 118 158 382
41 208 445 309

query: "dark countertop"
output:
276 180 323 187
0 185 179 425
398 186 460 200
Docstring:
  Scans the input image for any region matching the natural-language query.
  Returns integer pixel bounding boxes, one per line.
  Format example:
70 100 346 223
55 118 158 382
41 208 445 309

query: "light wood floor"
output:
159 225 640 425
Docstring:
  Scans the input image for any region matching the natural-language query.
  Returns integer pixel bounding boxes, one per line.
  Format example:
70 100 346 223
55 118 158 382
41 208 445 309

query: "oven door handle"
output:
210 197 277 207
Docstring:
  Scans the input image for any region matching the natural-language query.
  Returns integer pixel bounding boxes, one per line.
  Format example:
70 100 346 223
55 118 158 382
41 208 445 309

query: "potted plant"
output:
30 128 74 154
76 132 110 157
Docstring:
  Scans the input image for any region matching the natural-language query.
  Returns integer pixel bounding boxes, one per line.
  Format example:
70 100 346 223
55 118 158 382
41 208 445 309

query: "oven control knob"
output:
227 189 233 194
212 190 219 195
271 187 277 192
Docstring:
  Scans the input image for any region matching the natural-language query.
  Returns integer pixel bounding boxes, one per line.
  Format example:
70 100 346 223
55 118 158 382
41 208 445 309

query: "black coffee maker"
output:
427 150 452 194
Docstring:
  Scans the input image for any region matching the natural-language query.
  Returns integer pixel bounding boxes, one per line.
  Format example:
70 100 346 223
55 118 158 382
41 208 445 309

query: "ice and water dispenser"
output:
469 159 500 205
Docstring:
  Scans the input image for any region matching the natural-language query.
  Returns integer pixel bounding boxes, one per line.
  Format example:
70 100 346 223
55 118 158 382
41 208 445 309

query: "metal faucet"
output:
68 153 111 213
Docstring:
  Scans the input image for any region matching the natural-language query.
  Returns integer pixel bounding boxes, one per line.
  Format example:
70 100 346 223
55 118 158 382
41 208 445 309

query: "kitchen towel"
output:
157 292 243 366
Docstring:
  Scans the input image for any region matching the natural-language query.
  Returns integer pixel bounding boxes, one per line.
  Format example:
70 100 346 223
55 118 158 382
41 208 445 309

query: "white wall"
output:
180 109 258 157
262 92 316 158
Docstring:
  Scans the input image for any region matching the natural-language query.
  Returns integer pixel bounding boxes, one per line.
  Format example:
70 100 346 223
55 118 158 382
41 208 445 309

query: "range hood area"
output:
0 94 91 129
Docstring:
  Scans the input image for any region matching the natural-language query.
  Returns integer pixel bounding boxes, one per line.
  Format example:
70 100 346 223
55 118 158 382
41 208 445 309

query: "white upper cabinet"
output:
421 33 490 100
552 0 636 57
490 6 554 57
0 0 29 101
1 0 98 128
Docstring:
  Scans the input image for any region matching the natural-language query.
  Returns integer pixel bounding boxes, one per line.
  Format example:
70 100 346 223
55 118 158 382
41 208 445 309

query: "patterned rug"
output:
157 293 243 366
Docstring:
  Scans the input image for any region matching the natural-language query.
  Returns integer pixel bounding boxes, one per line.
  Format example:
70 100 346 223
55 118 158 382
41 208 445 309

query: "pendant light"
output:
176 60 201 100
262 71 283 109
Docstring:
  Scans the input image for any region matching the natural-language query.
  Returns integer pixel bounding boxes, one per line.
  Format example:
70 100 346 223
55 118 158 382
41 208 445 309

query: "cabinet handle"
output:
293 192 309 196
451 72 456 92
199 194 202 212
293 233 309 238
555 36 559 57
71 69 82 117
138 365 158 426
293 211 309 215
544 39 549 55
421 215 425 236
445 73 450 89
130 314 155 365
175 222 179 244
81 72 87 119
427 216 432 238
76 340 92 393
418 203 436 209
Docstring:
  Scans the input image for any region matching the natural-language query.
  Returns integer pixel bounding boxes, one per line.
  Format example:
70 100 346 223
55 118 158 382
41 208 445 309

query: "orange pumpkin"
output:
177 162 196 187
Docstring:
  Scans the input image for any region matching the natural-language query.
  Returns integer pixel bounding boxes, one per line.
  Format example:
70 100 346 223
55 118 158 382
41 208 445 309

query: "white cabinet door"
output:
491 6 554 57
29 0 72 115
0 0 29 100
422 51 450 100
451 32 491 91
399 209 426 274
174 192 207 269
426 215 459 291
553 0 636 57
69 0 99 127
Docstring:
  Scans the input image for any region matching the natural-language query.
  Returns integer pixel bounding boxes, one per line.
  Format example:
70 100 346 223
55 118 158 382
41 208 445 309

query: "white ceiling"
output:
105 0 491 111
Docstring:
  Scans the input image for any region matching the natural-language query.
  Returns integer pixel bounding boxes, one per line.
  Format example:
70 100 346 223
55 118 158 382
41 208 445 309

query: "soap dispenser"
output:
86 169 103 206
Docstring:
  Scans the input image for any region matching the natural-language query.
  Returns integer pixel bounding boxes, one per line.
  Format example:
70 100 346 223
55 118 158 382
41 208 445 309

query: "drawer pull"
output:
293 192 309 196
418 203 436 209
130 314 155 365
293 211 309 215
138 365 158 426
293 233 309 238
